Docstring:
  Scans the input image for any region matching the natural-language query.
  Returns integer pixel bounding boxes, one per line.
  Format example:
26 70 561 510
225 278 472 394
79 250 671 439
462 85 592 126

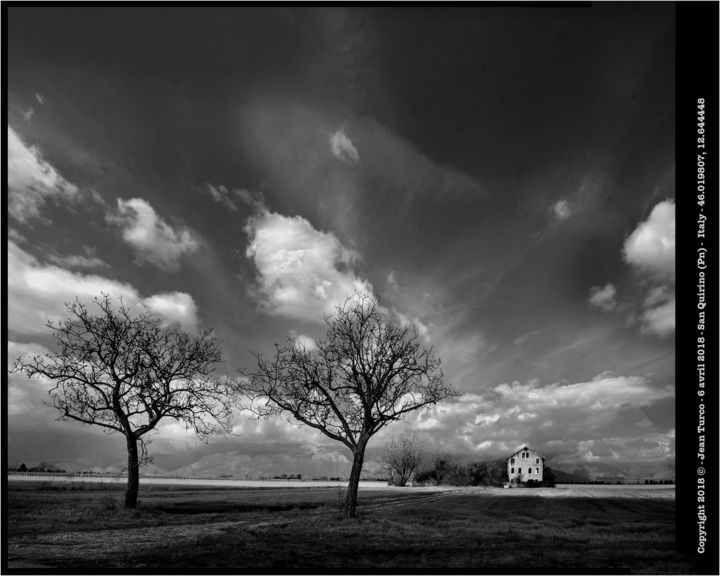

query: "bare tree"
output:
243 294 455 517
384 432 422 487
433 452 453 485
11 294 234 508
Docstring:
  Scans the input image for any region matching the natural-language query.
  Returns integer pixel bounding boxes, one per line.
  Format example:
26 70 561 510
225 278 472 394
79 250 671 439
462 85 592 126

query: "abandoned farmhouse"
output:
507 446 544 483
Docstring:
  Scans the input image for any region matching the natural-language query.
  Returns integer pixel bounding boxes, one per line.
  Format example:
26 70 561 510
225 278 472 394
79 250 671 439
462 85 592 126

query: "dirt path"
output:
360 488 466 511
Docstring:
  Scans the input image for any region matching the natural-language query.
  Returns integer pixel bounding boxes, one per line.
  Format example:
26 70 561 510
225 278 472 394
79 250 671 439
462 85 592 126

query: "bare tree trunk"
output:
344 439 368 518
125 435 140 509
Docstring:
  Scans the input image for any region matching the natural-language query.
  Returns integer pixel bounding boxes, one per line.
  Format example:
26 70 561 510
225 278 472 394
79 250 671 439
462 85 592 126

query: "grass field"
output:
5 480 697 573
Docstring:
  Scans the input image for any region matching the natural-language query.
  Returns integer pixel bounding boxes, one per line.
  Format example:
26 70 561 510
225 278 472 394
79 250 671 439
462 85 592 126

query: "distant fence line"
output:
7 471 217 481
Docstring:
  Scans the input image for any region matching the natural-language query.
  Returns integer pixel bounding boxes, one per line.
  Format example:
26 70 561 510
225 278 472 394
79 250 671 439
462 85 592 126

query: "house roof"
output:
507 446 544 458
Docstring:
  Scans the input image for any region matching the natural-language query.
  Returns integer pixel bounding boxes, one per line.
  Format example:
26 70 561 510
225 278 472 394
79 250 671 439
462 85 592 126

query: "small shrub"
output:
467 460 508 486
414 469 436 485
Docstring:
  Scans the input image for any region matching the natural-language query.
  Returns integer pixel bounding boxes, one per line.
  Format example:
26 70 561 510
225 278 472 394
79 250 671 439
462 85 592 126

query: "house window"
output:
536 458 539 464
511 467 514 473
511 458 515 464
536 468 539 474
528 468 532 474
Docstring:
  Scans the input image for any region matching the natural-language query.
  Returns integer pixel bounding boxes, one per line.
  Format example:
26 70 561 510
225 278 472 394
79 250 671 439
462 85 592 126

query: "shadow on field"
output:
7 483 699 574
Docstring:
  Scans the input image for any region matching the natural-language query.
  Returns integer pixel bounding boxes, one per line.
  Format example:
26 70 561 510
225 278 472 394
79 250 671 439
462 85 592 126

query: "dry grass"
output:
6 480 697 573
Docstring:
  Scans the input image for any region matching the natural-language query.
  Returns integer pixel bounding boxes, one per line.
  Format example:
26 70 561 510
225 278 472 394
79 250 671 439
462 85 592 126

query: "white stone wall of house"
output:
507 447 543 483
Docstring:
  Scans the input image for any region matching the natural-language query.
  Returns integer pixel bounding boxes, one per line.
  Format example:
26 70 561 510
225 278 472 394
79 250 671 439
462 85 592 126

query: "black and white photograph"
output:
4 3 718 574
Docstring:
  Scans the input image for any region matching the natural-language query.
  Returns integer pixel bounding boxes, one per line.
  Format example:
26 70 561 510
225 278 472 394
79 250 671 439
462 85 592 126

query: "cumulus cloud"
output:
293 334 318 352
552 199 571 221
408 373 673 459
7 126 80 222
8 241 199 335
623 200 675 280
7 350 55 434
7 341 58 419
7 341 52 366
141 292 198 328
245 210 373 322
492 375 670 413
588 283 617 312
623 200 675 337
640 287 675 337
109 198 201 272
550 433 675 471
329 128 360 164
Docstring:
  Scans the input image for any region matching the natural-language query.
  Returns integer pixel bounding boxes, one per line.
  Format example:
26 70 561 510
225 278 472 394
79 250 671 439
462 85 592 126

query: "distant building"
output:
507 446 544 483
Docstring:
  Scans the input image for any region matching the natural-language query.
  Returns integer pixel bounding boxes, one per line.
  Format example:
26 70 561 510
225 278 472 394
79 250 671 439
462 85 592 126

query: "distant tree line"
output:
554 479 674 485
311 476 345 482
8 463 66 474
413 455 556 488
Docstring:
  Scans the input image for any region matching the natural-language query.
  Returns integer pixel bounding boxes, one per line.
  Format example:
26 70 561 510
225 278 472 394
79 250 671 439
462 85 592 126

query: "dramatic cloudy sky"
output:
7 6 676 478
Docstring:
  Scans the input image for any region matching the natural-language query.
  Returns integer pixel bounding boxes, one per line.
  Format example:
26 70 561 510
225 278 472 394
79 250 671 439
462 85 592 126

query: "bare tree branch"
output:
10 293 234 508
240 293 456 517
385 432 423 487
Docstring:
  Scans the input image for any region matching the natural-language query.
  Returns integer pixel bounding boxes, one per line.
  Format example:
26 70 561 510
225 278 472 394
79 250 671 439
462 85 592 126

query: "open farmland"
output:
5 480 696 573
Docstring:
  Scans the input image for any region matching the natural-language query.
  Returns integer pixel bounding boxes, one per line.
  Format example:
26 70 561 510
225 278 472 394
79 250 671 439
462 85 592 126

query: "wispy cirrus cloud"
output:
46 247 109 270
240 100 482 245
202 183 265 213
202 183 239 212
108 198 201 272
